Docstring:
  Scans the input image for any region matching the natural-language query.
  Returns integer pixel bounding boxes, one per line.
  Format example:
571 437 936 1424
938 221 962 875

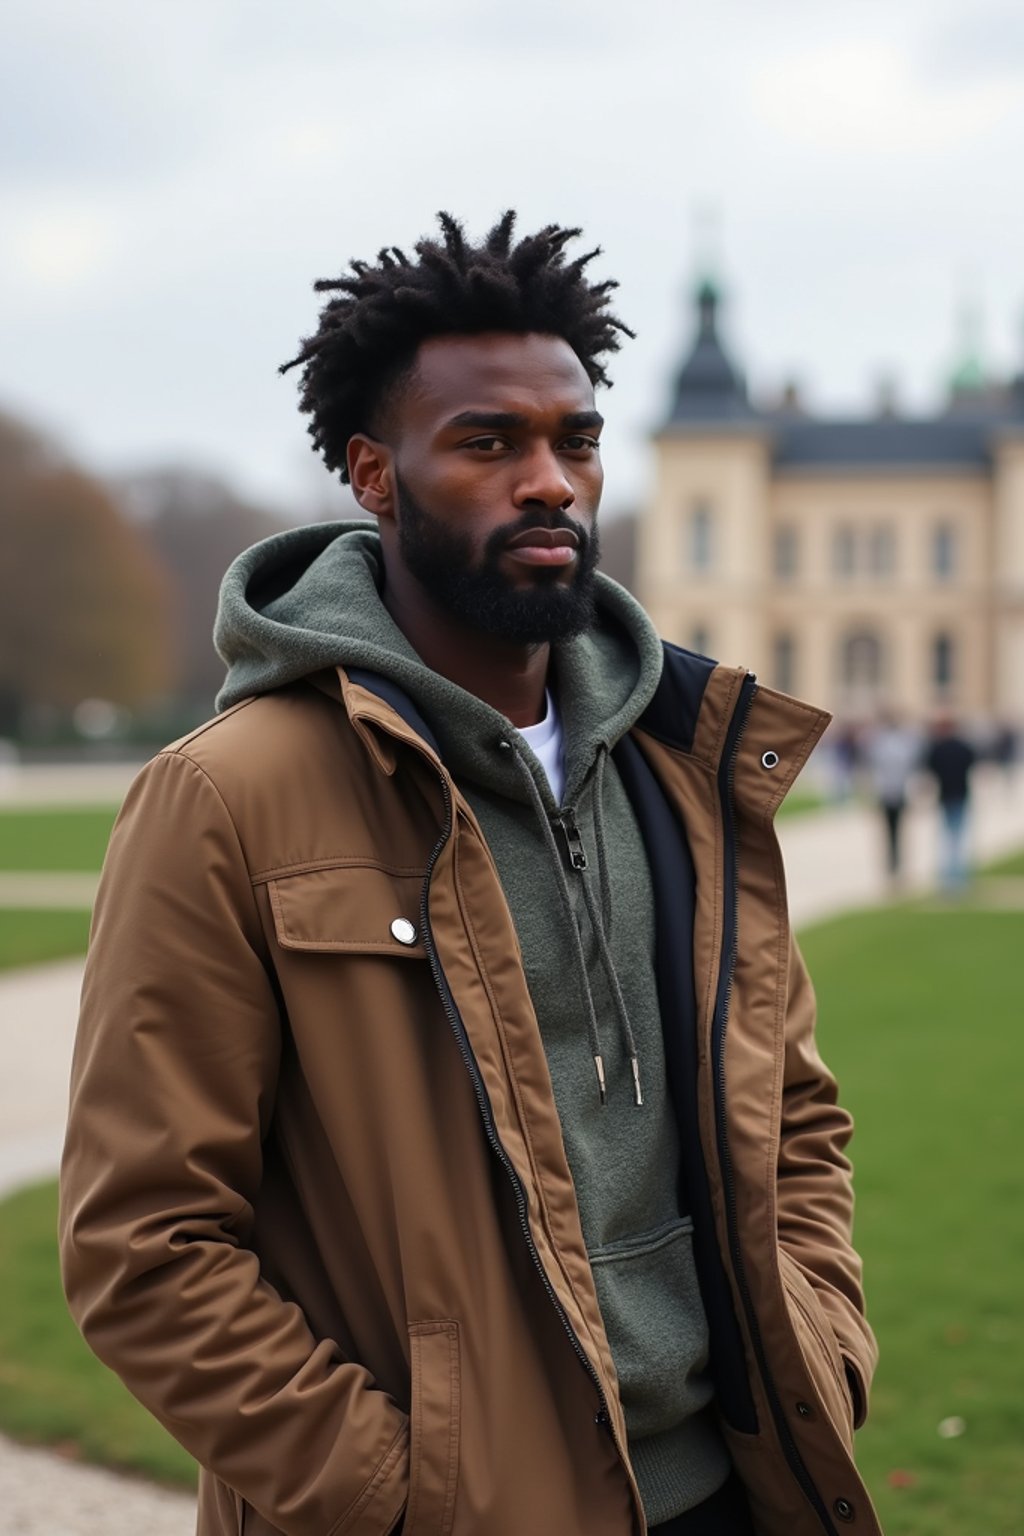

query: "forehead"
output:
403 332 595 425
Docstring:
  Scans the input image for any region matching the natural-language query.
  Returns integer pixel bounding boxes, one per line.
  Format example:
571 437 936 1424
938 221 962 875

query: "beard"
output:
394 476 601 644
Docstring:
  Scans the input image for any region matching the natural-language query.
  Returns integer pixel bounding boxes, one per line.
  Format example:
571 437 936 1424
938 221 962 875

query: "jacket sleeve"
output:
775 934 878 1428
59 749 409 1536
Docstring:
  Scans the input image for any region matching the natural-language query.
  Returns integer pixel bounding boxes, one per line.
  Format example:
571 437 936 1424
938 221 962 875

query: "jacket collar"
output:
638 642 830 774
330 643 831 815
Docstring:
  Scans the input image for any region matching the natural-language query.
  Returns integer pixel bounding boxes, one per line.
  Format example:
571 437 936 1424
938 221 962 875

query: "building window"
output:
869 525 896 578
691 625 712 657
932 632 955 692
773 526 798 581
773 633 796 694
833 524 856 578
690 500 714 572
840 629 885 691
932 523 957 581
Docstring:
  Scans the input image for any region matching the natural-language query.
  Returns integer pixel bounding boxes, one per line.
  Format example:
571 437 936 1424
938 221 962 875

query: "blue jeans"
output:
939 799 970 890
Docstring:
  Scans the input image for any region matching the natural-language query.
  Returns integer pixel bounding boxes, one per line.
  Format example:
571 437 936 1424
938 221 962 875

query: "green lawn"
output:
0 1181 196 1486
801 903 1023 1536
0 910 93 971
0 807 118 872
776 787 826 819
982 848 1024 878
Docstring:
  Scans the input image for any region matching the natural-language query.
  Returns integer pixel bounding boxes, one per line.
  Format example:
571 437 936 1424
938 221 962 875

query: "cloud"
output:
4 205 118 288
749 38 1018 157
927 2 1024 83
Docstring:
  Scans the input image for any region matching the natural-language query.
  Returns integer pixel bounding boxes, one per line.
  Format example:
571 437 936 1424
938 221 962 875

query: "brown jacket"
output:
60 654 881 1536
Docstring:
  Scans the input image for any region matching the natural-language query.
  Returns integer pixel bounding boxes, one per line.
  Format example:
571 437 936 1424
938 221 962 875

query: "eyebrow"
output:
444 409 604 432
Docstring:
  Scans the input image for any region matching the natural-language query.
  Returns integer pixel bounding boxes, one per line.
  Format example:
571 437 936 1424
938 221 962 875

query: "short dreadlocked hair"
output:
280 210 633 483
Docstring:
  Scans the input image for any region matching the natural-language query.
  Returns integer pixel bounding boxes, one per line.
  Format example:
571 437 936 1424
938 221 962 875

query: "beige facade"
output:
638 284 1024 724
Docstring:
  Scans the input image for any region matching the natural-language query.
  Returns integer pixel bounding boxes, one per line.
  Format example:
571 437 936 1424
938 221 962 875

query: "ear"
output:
347 434 395 520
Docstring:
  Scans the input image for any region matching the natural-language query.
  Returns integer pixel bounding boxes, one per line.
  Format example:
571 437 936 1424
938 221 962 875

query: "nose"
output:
512 444 575 513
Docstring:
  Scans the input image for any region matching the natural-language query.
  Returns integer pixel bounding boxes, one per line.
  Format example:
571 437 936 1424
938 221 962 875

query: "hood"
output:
214 520 663 805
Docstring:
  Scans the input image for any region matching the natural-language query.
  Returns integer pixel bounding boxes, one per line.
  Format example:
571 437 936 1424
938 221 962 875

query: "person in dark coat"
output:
923 715 976 891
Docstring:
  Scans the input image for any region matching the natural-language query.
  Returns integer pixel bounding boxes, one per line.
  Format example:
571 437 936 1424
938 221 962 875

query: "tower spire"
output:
946 277 989 407
664 211 752 424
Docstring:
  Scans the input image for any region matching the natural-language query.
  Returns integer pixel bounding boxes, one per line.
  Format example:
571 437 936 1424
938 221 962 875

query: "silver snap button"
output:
761 750 780 770
390 917 418 946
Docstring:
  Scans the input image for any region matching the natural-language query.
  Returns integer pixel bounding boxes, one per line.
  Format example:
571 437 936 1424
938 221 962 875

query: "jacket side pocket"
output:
404 1320 461 1536
778 1248 854 1444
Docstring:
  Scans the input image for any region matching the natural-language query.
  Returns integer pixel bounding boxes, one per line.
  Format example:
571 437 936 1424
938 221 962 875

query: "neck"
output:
382 570 549 727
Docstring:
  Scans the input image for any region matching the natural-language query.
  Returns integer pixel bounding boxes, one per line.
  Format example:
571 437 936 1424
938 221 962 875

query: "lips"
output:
504 527 580 551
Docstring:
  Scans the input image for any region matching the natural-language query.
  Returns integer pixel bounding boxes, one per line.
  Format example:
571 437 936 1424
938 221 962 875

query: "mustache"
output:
483 509 592 561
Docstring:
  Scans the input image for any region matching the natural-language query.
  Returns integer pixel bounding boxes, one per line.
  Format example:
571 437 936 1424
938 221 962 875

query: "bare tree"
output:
120 470 295 715
0 412 175 735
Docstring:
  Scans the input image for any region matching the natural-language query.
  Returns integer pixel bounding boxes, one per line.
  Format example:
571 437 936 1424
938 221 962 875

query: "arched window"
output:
840 629 885 691
869 525 896 578
932 632 955 692
773 633 796 694
932 523 956 581
690 500 714 572
833 525 856 578
773 526 798 581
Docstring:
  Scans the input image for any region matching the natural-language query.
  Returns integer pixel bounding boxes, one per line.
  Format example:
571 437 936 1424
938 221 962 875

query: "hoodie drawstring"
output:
507 740 642 1108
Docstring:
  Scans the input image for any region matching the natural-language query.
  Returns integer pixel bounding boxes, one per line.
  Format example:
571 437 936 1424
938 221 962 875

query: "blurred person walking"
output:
992 719 1018 787
864 712 919 883
924 714 977 891
60 213 880 1536
828 722 860 803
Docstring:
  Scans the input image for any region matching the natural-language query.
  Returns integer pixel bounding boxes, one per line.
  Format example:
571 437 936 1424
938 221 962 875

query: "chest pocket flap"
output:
267 862 428 958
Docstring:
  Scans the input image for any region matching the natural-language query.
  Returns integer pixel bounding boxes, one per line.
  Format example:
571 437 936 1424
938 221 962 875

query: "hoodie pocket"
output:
266 862 428 958
588 1217 712 1439
404 1320 461 1536
778 1248 854 1443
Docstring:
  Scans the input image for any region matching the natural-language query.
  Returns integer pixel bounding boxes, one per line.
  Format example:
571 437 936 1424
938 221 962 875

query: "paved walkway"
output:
0 1434 194 1534
781 764 1024 928
1 763 1024 1529
0 762 144 808
0 874 100 909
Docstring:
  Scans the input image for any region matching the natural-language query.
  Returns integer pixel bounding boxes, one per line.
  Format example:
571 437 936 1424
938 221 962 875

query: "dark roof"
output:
772 417 995 469
666 281 755 424
661 282 1024 466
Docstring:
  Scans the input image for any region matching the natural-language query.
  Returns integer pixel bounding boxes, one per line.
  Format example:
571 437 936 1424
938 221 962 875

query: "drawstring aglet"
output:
594 1054 608 1106
631 1056 644 1108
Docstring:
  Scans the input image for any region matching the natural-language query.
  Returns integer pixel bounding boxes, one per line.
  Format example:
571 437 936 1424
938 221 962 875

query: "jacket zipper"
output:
714 674 840 1536
558 809 589 871
417 769 618 1445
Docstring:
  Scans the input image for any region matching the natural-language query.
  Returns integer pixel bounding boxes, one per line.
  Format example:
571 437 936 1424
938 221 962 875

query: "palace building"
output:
637 280 1024 723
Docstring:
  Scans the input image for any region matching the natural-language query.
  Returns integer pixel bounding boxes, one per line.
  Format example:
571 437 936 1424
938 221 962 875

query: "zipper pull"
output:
558 810 588 872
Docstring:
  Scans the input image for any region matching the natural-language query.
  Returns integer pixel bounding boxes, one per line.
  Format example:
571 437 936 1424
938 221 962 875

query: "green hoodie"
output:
215 522 730 1523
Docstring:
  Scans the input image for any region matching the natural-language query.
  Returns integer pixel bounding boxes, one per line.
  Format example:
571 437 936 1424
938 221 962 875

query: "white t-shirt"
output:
517 690 565 805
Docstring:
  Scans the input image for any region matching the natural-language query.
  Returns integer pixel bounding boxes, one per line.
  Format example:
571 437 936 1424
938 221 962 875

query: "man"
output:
923 713 976 891
60 213 880 1536
864 711 920 883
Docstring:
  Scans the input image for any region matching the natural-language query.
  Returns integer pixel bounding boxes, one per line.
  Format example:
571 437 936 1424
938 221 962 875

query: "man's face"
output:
375 332 604 643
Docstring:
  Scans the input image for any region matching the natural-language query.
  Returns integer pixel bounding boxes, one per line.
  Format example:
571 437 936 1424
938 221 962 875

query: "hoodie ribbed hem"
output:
629 1407 733 1527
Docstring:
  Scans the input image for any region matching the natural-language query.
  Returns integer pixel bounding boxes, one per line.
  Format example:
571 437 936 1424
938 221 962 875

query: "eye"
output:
465 435 510 453
561 435 601 453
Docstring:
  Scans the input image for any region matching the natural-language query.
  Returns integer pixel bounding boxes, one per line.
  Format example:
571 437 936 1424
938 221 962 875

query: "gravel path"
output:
0 1434 193 1535
0 959 85 1201
0 874 100 909
2 762 1024 1529
0 763 143 808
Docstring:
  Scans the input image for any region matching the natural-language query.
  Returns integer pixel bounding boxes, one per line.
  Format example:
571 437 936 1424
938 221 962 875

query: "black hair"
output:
280 210 633 483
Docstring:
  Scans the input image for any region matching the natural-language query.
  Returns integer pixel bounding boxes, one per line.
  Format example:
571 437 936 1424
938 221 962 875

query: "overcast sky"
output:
3 0 1024 517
